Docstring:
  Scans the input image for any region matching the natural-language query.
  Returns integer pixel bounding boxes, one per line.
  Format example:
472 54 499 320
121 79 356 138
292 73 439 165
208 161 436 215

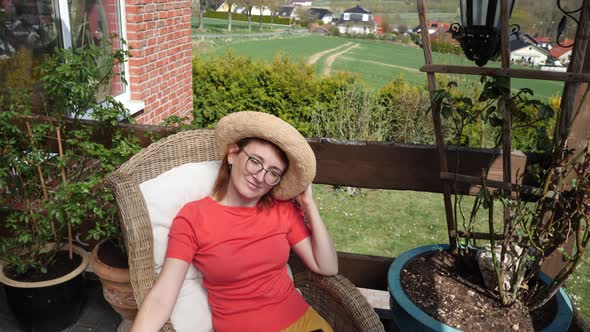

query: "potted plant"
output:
0 38 139 332
388 78 588 331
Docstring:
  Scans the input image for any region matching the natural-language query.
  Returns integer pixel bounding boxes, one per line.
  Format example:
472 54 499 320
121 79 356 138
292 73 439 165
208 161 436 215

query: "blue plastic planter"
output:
388 244 573 332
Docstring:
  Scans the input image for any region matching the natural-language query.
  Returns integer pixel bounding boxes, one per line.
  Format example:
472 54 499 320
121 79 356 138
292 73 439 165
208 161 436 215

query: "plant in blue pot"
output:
389 78 587 332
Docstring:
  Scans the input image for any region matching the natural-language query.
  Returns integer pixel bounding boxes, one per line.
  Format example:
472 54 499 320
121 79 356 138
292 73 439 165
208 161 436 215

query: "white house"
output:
277 6 296 20
291 0 312 6
214 2 272 16
336 5 376 34
250 6 272 16
550 47 572 66
306 8 333 25
509 33 549 66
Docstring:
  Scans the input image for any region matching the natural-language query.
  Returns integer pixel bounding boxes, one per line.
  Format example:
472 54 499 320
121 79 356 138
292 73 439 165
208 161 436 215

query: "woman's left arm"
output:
292 185 338 276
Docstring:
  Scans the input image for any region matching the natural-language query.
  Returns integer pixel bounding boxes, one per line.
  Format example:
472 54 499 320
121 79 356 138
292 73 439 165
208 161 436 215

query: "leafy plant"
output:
0 38 140 276
431 77 589 310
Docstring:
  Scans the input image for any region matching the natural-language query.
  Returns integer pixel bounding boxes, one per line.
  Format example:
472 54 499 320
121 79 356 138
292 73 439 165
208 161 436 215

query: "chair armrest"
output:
293 270 385 332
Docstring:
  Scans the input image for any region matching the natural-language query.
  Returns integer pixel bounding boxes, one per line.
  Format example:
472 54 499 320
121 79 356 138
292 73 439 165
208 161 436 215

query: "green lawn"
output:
313 184 589 321
196 34 564 99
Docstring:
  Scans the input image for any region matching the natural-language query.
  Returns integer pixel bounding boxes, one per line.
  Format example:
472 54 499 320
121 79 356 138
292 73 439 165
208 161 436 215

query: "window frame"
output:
55 0 143 115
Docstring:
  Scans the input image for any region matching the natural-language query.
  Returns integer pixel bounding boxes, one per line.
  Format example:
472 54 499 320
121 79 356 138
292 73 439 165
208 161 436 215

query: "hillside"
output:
311 0 581 39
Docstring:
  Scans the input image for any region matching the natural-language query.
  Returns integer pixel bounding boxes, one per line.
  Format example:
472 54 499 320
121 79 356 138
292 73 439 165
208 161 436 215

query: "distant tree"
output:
266 0 281 31
257 0 267 31
397 23 408 35
227 1 235 32
199 0 208 32
240 0 255 31
380 16 392 34
300 9 315 28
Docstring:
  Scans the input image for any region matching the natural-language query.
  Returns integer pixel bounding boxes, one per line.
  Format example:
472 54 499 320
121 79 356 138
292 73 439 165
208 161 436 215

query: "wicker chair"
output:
105 129 385 332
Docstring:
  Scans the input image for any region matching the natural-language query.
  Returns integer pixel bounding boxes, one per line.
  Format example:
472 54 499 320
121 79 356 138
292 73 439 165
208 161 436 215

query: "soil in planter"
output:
97 240 129 269
6 251 82 282
401 250 556 332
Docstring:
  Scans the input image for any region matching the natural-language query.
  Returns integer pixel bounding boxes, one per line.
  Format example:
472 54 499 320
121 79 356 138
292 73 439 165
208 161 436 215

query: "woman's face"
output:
227 140 287 203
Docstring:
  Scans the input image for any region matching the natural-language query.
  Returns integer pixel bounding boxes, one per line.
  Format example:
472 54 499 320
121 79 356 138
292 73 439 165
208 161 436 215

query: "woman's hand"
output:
295 184 315 211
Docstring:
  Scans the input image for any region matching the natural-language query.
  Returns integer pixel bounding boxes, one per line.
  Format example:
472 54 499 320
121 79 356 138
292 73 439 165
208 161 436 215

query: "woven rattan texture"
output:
105 129 384 332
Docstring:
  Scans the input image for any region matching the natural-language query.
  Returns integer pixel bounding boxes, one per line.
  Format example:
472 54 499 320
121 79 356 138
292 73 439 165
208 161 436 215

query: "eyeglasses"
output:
240 149 282 186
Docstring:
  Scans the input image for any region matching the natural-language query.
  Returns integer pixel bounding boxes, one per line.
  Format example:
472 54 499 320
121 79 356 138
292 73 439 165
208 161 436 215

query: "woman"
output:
131 111 338 332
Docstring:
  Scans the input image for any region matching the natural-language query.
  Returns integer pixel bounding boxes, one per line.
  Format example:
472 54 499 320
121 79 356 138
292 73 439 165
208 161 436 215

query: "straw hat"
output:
214 111 316 200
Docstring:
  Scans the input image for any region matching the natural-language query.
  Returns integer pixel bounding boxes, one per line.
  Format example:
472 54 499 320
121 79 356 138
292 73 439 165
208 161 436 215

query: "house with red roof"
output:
550 46 572 66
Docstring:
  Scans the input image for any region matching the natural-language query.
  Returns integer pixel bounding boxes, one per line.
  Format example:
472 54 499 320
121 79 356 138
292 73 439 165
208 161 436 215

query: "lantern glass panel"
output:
474 0 488 26
460 0 515 29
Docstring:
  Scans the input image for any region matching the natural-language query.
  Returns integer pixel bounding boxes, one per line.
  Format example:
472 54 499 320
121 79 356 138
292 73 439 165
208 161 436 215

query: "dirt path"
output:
322 43 360 76
307 42 354 65
339 57 421 73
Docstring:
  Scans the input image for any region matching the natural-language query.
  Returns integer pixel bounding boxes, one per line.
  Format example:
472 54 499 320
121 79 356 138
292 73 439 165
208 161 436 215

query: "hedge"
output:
191 54 557 149
204 11 291 25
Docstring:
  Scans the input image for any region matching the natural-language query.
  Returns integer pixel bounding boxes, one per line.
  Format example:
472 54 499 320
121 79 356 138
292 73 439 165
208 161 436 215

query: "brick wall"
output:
125 0 193 125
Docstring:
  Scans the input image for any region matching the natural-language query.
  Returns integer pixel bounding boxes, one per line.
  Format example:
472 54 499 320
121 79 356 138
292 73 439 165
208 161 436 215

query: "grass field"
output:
196 34 564 99
191 17 292 34
313 184 589 321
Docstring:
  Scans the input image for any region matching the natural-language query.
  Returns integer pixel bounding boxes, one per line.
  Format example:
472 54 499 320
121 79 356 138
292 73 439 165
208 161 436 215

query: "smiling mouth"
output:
246 180 262 189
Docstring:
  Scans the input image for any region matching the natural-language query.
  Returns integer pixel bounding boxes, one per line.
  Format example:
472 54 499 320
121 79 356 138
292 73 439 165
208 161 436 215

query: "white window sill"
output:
120 99 145 116
76 97 144 121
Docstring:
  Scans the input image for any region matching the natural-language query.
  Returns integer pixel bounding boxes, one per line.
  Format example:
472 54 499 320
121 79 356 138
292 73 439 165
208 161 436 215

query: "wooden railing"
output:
9 115 573 289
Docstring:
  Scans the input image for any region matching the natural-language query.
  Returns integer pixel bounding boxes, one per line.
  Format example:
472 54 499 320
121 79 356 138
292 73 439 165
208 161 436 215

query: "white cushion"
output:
140 161 221 332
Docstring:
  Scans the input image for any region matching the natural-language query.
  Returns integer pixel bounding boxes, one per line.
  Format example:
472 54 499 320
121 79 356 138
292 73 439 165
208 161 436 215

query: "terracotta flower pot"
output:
0 244 89 332
90 239 138 332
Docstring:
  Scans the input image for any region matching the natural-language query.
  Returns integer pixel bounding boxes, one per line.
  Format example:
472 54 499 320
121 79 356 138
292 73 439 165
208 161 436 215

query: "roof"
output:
336 14 375 26
277 6 295 17
373 15 383 27
550 46 572 58
509 32 548 55
343 5 372 14
306 8 333 19
555 38 575 47
209 0 225 11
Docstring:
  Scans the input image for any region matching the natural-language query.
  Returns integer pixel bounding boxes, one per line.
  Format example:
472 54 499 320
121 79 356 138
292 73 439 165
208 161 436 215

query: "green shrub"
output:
377 77 434 144
310 81 394 141
193 54 320 135
191 54 555 151
328 25 340 36
431 39 463 55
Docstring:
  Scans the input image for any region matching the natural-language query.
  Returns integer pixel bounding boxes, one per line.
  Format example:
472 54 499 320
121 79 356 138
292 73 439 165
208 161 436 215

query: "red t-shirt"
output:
165 196 311 332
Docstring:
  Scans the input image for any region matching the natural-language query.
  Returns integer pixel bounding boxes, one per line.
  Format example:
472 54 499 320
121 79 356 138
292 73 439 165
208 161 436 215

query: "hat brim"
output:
214 111 316 200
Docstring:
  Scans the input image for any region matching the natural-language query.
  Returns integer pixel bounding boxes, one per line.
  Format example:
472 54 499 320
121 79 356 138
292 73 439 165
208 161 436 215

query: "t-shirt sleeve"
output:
166 203 199 263
283 201 311 246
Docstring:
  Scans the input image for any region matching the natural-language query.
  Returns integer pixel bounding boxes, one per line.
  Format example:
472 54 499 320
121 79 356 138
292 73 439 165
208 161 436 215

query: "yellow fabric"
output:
281 306 334 332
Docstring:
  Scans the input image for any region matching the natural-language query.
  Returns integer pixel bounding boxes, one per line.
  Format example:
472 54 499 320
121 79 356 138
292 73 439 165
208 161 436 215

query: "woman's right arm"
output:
130 258 190 332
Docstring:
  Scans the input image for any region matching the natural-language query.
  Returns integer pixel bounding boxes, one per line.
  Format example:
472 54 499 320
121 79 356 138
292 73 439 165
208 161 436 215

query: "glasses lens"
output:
246 157 263 175
265 172 281 186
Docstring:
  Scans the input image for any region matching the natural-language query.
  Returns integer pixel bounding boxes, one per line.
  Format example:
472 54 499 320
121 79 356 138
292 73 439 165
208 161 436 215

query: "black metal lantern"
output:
451 0 516 66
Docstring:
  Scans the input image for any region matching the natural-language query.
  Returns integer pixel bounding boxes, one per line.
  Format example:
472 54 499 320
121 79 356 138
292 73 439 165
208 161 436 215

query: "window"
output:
362 14 369 22
343 13 350 20
1 0 127 110
1 0 60 96
68 0 126 98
